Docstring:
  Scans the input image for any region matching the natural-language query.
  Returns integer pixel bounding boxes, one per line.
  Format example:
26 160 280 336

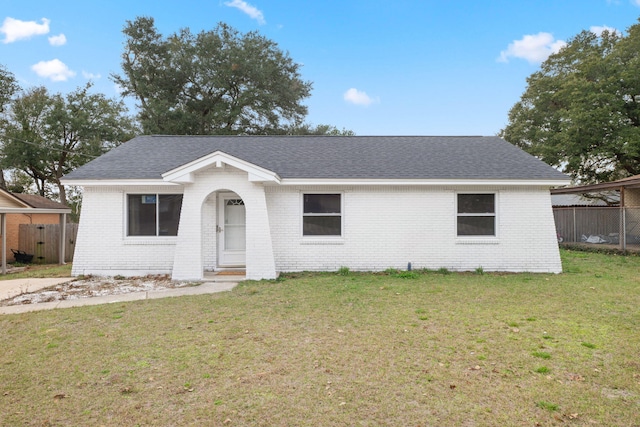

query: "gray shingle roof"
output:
63 135 568 181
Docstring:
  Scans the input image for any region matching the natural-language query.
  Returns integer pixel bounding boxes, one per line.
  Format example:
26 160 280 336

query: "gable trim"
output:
0 188 31 208
161 151 281 184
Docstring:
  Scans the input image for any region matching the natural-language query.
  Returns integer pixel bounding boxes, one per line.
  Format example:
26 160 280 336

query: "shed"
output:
0 188 71 273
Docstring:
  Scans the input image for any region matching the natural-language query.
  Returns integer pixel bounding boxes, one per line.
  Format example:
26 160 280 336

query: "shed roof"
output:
551 174 640 194
63 135 568 182
0 189 69 212
10 193 69 210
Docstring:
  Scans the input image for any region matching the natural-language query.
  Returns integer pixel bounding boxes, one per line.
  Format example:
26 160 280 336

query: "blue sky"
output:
1 0 639 136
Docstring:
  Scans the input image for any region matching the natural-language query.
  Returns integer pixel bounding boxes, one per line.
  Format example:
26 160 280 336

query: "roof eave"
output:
0 207 71 214
275 178 570 187
60 179 180 187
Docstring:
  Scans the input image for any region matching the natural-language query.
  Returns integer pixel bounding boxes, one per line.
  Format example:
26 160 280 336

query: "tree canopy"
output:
112 17 313 135
0 65 20 190
500 21 640 183
0 83 136 203
0 65 18 114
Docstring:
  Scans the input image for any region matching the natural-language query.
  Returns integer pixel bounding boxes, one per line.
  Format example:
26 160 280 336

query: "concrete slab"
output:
0 301 60 315
145 282 238 299
0 277 74 301
0 280 238 315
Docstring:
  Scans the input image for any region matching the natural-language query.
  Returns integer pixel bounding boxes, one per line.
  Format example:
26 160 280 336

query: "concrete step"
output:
203 271 246 282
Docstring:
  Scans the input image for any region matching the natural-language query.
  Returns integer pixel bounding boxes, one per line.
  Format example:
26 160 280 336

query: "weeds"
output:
337 266 350 276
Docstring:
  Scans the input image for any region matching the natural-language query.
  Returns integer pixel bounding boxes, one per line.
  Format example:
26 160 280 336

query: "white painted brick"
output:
73 176 562 279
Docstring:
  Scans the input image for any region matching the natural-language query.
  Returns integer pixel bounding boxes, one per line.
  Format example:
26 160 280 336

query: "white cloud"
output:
498 32 566 64
224 0 266 24
633 0 640 6
82 70 101 80
0 17 50 43
31 59 76 82
48 33 66 46
590 25 618 36
343 88 378 106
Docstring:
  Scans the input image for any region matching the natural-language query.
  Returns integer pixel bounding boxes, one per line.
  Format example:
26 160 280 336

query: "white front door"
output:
217 193 246 267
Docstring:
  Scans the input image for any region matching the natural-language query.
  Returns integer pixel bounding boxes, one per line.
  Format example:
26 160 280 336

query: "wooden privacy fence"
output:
18 223 78 263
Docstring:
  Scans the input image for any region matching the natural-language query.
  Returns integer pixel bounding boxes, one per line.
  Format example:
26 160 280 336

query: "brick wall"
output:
72 178 562 278
171 167 276 281
265 185 562 273
71 186 181 277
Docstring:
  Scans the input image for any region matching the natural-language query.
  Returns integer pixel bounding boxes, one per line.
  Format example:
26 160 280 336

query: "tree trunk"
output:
57 182 67 206
0 168 6 190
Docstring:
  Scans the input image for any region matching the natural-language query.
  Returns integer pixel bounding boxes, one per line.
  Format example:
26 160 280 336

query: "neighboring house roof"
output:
63 135 568 182
10 192 69 210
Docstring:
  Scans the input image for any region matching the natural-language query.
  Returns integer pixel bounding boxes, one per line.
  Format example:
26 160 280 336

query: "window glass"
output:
457 194 495 236
158 195 183 236
128 194 183 236
457 216 495 236
304 194 341 214
303 216 341 236
457 194 495 214
303 194 341 236
128 195 157 236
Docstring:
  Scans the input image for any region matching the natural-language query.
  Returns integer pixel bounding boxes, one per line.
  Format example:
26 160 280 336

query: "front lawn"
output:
0 263 72 280
1 250 639 426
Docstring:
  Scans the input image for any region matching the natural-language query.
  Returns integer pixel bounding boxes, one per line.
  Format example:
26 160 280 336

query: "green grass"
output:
0 263 72 280
1 250 639 425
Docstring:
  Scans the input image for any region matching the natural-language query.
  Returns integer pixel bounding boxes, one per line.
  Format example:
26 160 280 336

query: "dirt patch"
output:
0 275 199 306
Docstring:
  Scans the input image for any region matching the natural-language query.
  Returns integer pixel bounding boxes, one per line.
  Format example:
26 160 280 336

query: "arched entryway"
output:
170 166 276 281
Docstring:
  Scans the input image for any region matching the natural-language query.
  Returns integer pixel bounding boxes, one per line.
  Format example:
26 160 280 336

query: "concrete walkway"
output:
0 279 238 315
0 277 75 301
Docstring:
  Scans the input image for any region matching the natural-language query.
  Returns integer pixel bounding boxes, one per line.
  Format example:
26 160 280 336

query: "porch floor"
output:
203 270 246 282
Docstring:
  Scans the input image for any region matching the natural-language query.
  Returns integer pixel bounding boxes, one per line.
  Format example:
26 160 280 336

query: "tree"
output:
0 64 20 189
0 84 137 204
282 123 355 136
500 22 640 183
112 17 313 135
0 65 18 113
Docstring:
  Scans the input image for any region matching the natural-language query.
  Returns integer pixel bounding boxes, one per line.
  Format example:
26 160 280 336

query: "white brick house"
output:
62 136 569 280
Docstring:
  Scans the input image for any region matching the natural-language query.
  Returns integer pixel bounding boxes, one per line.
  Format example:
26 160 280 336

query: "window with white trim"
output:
303 193 341 236
457 193 496 236
127 194 183 236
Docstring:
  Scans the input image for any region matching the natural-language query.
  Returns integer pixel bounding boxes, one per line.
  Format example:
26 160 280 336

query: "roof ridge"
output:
147 134 489 138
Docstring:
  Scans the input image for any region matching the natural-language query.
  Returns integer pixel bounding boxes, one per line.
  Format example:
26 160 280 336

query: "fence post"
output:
572 207 577 242
1 213 6 274
59 213 67 265
622 207 626 252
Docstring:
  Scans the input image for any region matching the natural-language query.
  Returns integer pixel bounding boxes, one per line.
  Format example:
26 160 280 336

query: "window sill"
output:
456 237 499 245
124 237 178 245
300 238 345 245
